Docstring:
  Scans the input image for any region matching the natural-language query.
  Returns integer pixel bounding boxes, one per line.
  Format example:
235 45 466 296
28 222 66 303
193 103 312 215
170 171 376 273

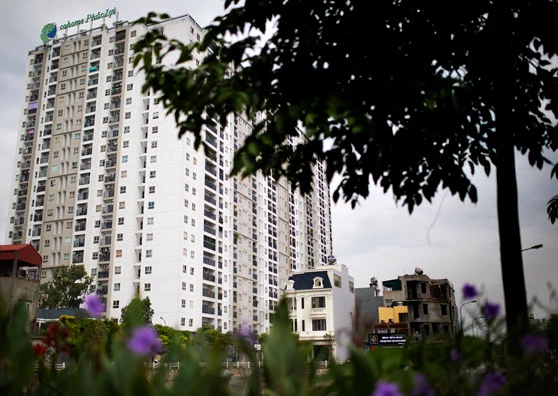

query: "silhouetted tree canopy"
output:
134 0 558 354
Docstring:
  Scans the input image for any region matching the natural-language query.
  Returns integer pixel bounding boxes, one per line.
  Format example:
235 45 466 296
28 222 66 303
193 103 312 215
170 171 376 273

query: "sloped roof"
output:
36 308 91 320
289 271 332 290
0 244 41 267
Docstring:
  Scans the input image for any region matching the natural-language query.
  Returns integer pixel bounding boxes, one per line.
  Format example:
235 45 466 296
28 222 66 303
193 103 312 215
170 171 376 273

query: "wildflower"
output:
477 371 506 396
412 373 436 396
521 333 547 354
373 380 403 396
450 348 461 363
127 326 163 356
33 343 48 358
482 302 500 321
84 293 104 318
462 284 478 300
43 322 70 354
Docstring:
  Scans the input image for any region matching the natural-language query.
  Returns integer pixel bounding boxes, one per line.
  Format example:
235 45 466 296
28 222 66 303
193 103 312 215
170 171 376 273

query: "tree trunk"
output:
493 5 528 357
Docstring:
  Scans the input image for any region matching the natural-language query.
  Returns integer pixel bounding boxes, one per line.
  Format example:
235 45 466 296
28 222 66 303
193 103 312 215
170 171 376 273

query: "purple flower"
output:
84 294 104 318
450 348 461 363
521 333 547 354
412 373 436 396
477 371 506 396
127 326 163 356
482 302 501 321
462 284 478 300
373 380 403 396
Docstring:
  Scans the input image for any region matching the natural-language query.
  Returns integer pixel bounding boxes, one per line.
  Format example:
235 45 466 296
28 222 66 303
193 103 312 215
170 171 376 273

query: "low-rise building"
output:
383 268 457 339
283 259 354 361
0 244 42 330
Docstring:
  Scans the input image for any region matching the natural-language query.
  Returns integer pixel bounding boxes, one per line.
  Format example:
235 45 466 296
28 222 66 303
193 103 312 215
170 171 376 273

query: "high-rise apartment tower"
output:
6 13 333 334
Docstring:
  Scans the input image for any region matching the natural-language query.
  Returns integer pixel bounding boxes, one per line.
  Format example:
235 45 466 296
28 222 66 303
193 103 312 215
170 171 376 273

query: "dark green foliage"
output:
120 297 154 331
134 2 557 210
39 265 92 309
2 296 558 395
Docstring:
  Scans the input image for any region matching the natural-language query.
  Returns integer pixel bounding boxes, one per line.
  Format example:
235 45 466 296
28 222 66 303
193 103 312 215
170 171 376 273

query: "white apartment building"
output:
6 13 333 335
284 259 354 361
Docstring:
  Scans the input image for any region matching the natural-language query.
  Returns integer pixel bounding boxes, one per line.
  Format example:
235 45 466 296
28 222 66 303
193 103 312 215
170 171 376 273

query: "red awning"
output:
0 244 41 267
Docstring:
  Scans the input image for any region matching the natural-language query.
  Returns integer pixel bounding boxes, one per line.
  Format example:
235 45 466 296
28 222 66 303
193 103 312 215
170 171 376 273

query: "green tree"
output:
134 1 558 354
39 265 92 309
120 296 154 330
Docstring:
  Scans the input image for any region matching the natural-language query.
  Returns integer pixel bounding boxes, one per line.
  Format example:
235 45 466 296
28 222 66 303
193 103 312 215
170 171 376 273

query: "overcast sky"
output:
1 1 556 322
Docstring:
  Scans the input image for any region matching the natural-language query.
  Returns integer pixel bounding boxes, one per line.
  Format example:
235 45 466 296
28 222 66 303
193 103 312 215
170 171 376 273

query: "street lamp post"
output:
160 316 167 326
522 244 543 252
459 300 477 335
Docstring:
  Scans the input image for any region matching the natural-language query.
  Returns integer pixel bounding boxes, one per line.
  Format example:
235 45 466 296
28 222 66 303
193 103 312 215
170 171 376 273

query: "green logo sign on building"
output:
40 23 57 43
40 8 118 43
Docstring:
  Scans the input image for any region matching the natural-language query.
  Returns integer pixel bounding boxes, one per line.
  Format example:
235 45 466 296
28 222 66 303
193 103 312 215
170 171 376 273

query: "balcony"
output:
97 271 109 279
203 256 216 267
202 289 216 298
101 221 113 230
202 306 216 315
103 190 115 199
99 253 110 262
203 273 216 282
75 223 87 232
204 210 216 221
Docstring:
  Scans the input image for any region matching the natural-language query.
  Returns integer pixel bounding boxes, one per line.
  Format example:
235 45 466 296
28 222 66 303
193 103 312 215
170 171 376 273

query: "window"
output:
146 233 153 241
189 318 193 326
151 141 158 148
190 251 195 259
115 266 121 274
119 201 125 209
148 201 155 209
125 112 131 119
184 215 188 223
182 265 187 273
150 171 156 178
116 249 122 258
441 304 448 315
123 140 129 148
190 284 194 292
146 250 153 258
312 319 327 331
301 298 305 309
127 83 133 91
181 299 186 308
311 297 326 309
145 266 152 274
152 126 158 133
334 275 342 288
147 217 154 225
131 30 136 37
313 277 323 288
113 301 120 308
150 156 157 163
190 267 194 275
117 217 124 225
128 70 134 77
126 98 132 104
120 186 126 193
182 282 187 290
302 320 305 332
93 236 100 243
121 170 127 178
122 155 128 163
180 318 186 326
144 283 151 291
421 283 427 294
117 233 123 241
153 112 159 119
124 126 130 133
423 304 429 315
114 283 120 291
149 186 155 194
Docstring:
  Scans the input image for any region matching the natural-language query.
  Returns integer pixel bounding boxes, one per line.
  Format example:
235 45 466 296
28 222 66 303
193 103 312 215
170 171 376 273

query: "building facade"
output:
6 13 333 335
284 261 354 361
382 269 457 339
